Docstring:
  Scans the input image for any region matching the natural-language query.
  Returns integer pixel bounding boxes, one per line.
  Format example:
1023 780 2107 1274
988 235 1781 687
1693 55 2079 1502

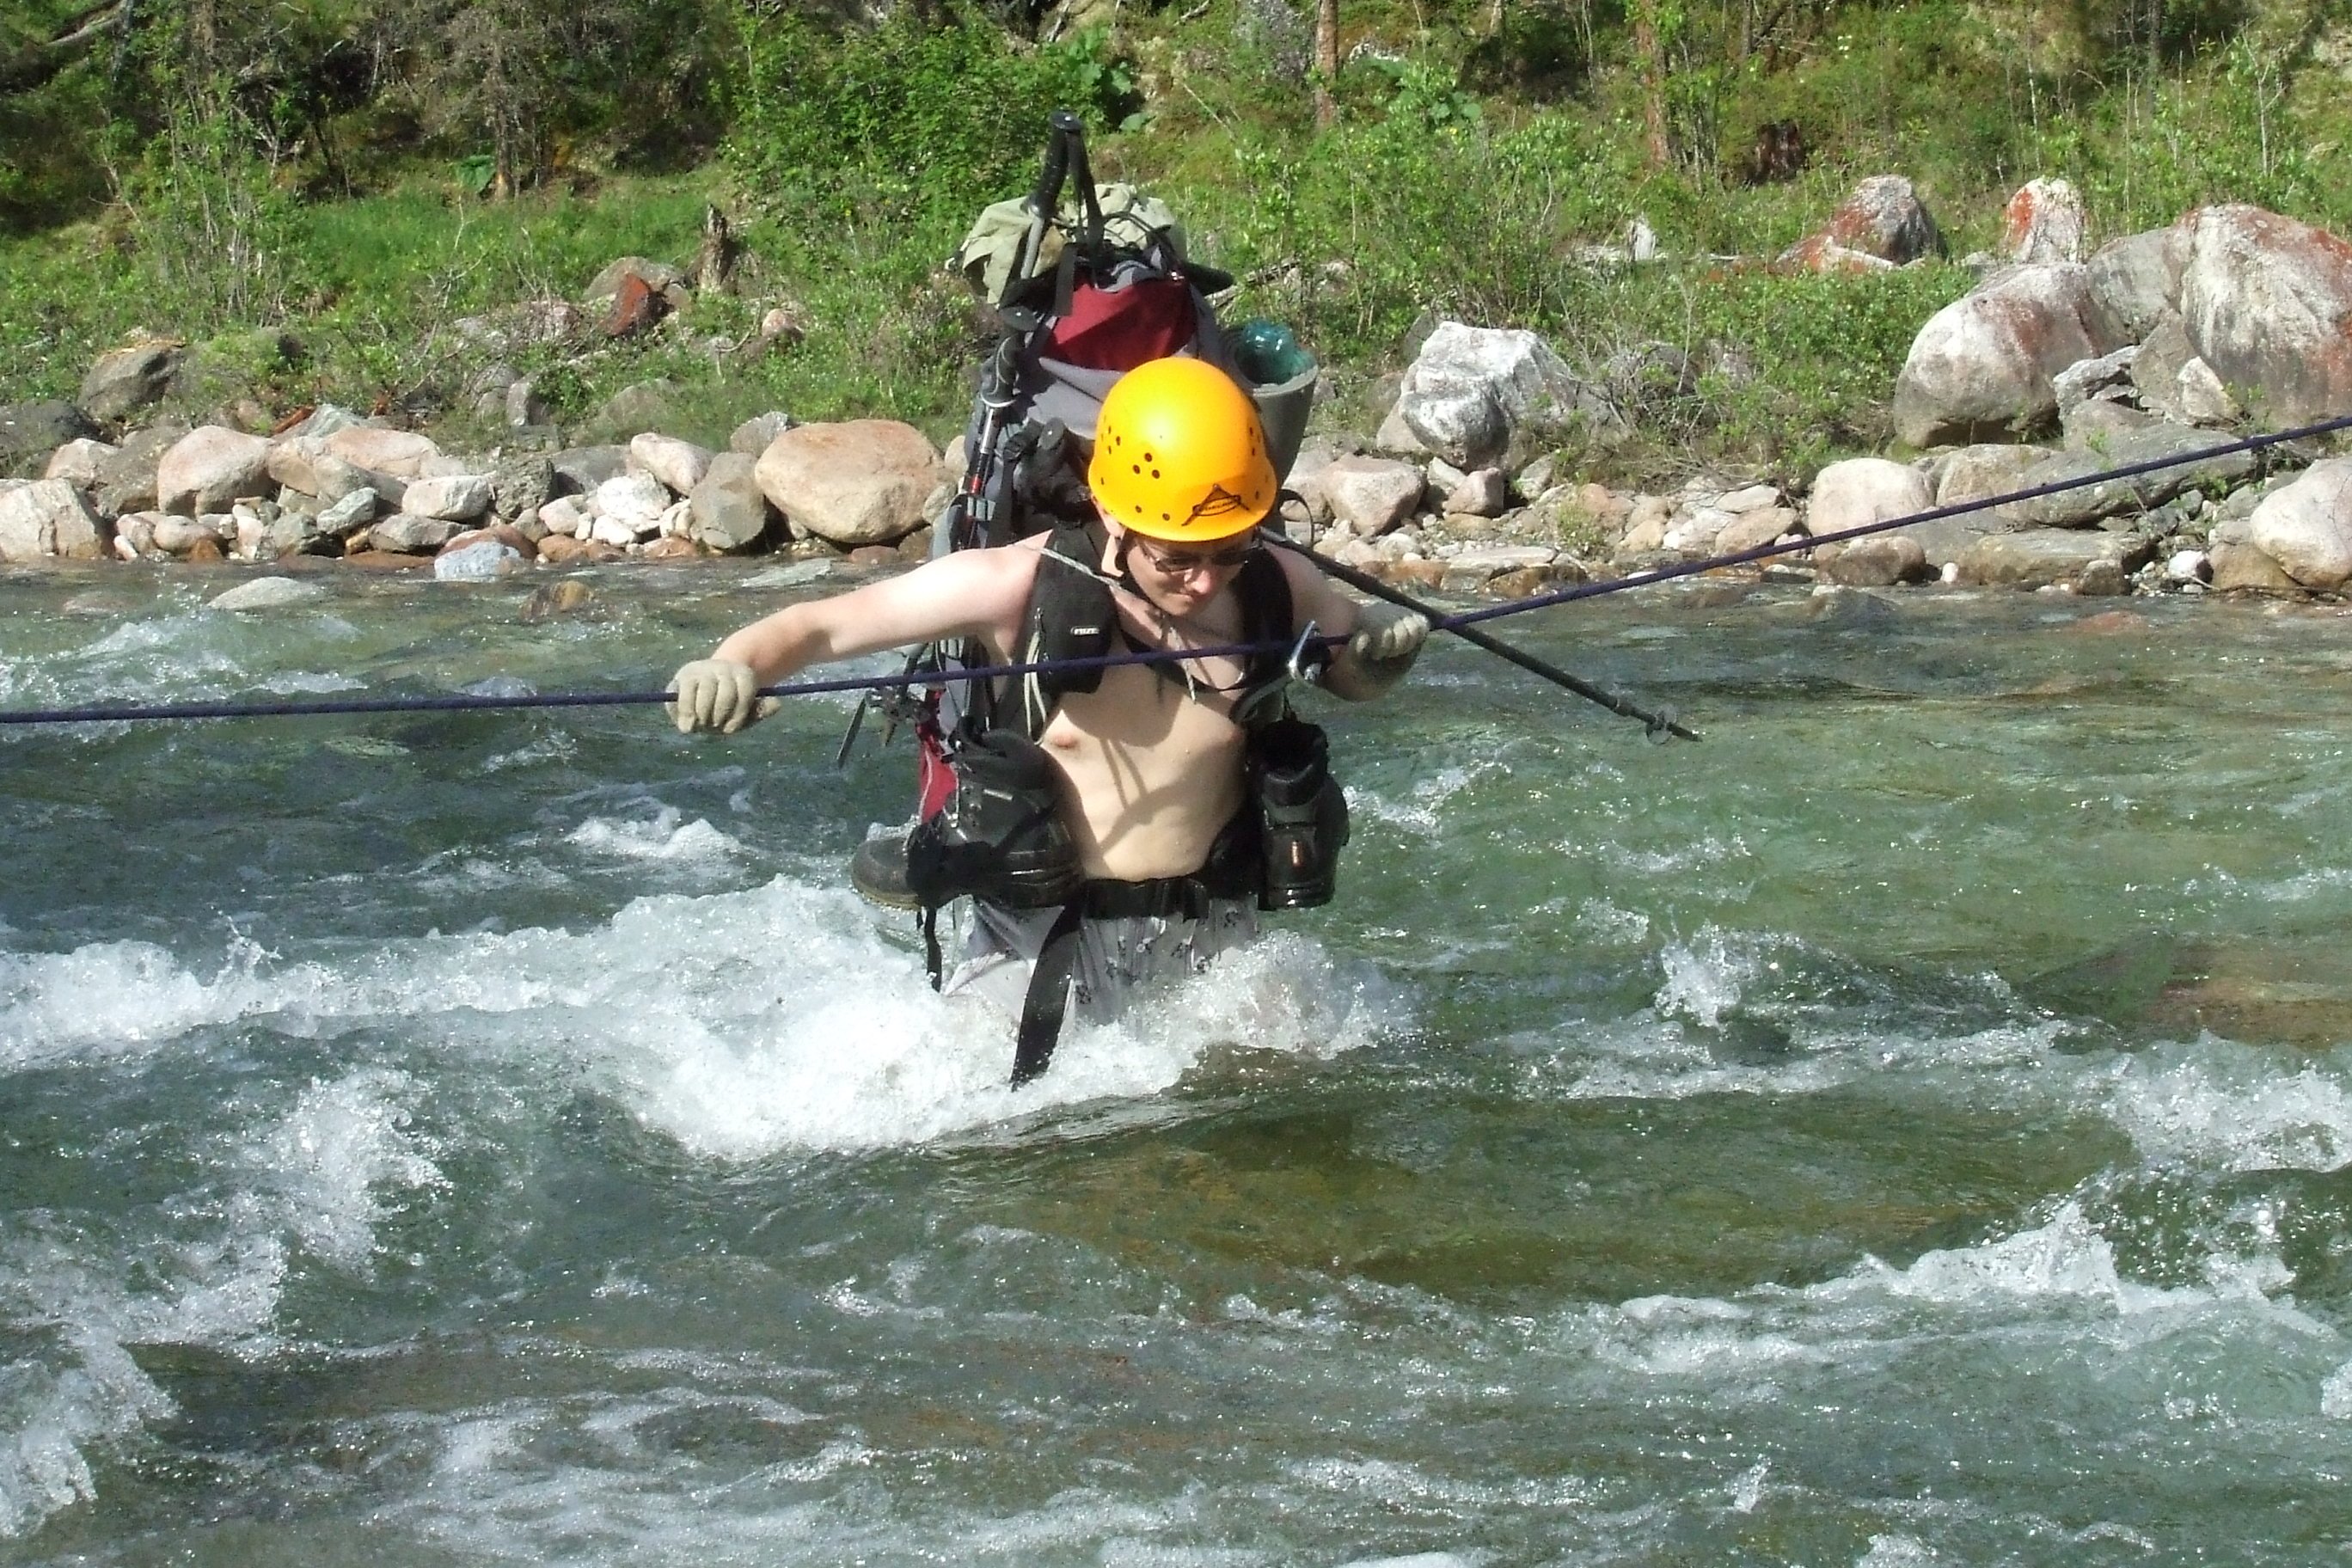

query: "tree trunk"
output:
695 205 737 294
1630 0 1669 168
1313 0 1338 128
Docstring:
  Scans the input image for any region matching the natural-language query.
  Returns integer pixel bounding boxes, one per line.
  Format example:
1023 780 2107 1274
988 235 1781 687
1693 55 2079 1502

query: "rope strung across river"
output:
3 409 2348 732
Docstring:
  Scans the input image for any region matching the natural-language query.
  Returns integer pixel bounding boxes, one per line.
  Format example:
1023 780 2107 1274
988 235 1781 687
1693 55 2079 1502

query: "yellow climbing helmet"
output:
1087 357 1277 543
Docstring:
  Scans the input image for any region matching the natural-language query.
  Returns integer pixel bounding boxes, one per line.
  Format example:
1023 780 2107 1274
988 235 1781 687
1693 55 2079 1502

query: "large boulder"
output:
2129 314 2207 425
1 402 97 479
150 512 233 556
585 255 686 303
1994 424 2259 530
595 473 671 536
367 514 458 554
2000 178 2086 264
731 412 792 456
79 343 187 423
755 420 941 547
1808 459 1936 575
1316 456 1425 536
1776 234 1896 275
90 421 187 516
1892 264 2106 447
1958 529 2150 588
687 452 772 552
2175 204 2352 428
1379 322 1604 469
628 432 714 495
2084 228 2184 346
1779 175 1945 269
268 443 399 509
0 479 106 562
210 576 328 612
2210 540 2301 592
490 454 554 518
2242 458 2352 589
282 403 366 440
322 426 442 479
401 474 494 523
551 445 631 496
44 438 119 487
156 426 273 515
1809 457 1932 537
1818 534 1927 586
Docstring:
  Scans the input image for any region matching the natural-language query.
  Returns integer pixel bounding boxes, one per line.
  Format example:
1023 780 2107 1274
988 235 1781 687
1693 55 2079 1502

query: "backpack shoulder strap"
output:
1009 527 1117 739
1235 549 1296 687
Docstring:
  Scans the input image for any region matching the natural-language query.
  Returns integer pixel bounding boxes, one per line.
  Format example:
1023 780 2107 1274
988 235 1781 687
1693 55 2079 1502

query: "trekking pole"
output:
1010 109 1084 300
1265 532 1700 742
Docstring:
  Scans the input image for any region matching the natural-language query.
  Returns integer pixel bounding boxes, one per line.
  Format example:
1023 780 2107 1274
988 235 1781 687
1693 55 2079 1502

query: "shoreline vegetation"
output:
5 0 2352 600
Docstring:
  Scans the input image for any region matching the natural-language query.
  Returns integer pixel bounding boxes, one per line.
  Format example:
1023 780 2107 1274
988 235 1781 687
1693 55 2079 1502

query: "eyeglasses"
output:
1130 531 1261 574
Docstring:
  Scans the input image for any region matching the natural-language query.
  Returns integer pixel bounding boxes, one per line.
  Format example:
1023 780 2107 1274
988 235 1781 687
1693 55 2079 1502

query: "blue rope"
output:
0 634 1349 728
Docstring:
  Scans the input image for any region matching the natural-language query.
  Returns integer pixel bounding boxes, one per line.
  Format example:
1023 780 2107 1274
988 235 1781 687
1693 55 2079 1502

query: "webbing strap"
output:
1012 903 1086 1087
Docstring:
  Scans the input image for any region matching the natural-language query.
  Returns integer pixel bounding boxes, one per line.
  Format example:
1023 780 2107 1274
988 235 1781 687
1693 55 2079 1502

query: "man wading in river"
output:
667 357 1427 1082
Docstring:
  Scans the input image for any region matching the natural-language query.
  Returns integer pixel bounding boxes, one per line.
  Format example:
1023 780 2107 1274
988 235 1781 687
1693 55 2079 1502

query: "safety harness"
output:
903 523 1344 1085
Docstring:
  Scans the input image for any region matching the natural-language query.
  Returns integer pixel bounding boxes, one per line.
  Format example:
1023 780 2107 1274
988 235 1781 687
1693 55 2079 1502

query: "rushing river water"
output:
4 560 2352 1565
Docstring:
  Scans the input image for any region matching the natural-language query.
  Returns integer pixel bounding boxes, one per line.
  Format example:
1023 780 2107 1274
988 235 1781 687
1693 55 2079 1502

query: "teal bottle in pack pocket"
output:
1233 318 1318 485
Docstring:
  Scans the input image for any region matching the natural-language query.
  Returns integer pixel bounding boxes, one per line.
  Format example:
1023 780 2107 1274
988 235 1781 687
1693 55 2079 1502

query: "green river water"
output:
4 560 2352 1565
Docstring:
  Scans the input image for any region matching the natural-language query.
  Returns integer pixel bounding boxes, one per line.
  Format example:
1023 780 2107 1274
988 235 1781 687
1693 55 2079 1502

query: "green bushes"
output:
6 0 2352 484
725 6 1136 273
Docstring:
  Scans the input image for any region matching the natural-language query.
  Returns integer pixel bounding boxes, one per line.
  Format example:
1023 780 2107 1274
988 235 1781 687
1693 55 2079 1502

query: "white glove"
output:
1347 603 1429 681
666 658 776 734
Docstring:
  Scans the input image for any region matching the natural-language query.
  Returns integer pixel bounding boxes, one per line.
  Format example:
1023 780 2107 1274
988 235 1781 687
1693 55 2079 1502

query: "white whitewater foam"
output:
0 1069 441 1537
1653 929 1761 1028
2104 1041 2352 1173
369 1393 1203 1565
1565 1201 2338 1416
608 922 1396 1159
1574 897 1651 946
1577 834 1753 879
1823 1202 2130 1309
256 1069 448 1271
0 873 1402 1158
1347 753 1511 835
2321 1360 2352 1418
0 934 280 1071
7 603 363 712
566 805 744 865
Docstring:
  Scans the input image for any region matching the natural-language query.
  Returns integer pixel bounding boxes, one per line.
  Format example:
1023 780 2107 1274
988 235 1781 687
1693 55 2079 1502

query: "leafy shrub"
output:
725 6 1140 261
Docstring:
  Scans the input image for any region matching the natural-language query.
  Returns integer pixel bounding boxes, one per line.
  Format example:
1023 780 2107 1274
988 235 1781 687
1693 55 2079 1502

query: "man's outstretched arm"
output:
671 547 1034 733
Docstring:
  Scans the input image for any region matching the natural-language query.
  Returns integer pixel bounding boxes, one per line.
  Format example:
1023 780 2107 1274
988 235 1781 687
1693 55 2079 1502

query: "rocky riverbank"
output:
6 184 2352 601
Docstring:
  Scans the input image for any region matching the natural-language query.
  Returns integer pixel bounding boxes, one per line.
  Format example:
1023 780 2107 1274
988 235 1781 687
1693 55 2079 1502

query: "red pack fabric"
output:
1043 276 1197 371
916 716 957 820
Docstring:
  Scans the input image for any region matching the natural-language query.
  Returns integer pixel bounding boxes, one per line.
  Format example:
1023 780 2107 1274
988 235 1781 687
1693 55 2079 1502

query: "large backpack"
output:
939 113 1315 554
840 111 1318 820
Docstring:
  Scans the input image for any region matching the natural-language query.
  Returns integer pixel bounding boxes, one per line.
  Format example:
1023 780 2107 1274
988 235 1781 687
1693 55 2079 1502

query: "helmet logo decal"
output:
1185 485 1254 524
